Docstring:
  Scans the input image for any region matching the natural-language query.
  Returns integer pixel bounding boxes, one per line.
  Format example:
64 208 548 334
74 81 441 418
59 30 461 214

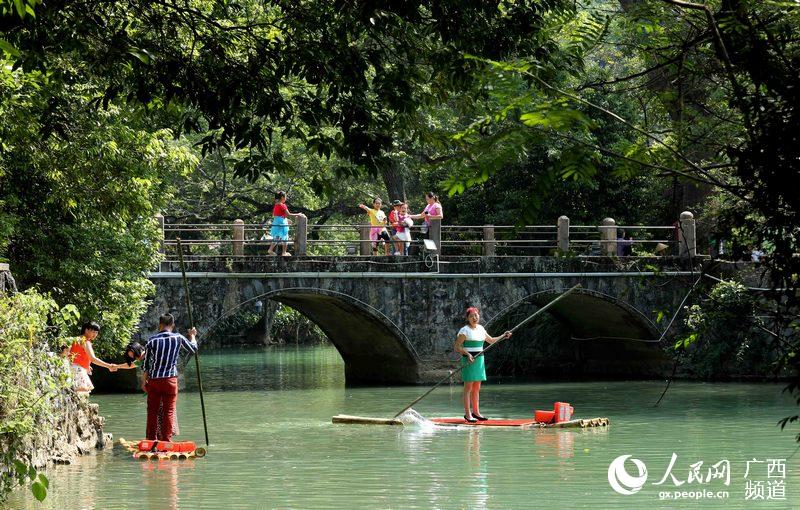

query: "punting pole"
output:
391 283 582 419
176 238 210 446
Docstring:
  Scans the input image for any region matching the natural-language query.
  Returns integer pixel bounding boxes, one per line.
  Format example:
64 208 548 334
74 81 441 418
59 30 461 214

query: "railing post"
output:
155 213 165 271
430 218 442 255
601 217 616 256
557 215 570 253
678 211 696 259
295 215 307 256
483 225 495 257
232 219 244 256
359 224 371 256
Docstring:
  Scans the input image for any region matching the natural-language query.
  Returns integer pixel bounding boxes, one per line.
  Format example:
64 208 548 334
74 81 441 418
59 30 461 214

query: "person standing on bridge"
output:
267 190 306 257
358 197 391 256
454 307 511 422
410 192 443 239
142 313 197 441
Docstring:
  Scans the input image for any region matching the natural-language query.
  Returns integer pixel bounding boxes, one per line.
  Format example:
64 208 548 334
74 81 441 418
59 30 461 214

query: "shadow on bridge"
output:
484 289 667 378
486 288 660 342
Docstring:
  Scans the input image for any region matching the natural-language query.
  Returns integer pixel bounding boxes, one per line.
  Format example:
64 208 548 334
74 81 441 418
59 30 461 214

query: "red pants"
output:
145 377 178 441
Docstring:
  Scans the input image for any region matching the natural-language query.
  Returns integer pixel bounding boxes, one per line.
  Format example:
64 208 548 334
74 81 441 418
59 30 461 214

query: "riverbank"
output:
1 286 110 503
14 392 111 468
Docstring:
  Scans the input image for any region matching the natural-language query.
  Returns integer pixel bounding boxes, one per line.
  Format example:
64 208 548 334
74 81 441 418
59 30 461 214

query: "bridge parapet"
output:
156 213 696 264
153 254 700 275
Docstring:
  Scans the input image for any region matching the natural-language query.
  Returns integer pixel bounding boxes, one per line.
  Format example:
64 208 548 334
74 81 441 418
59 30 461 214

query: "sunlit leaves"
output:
0 0 39 19
519 100 593 131
0 39 20 57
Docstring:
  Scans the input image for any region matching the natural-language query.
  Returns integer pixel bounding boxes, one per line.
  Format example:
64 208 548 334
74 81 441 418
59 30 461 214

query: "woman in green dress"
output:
454 307 511 422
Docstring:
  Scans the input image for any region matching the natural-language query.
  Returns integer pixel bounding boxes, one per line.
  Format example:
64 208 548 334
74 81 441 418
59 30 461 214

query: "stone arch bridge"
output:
141 256 701 385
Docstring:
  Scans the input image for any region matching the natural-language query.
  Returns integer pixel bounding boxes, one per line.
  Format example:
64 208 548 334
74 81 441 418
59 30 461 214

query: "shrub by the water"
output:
0 290 76 502
680 281 774 379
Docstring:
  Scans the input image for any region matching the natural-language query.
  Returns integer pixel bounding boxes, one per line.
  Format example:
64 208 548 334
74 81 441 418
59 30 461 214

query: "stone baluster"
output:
483 225 495 257
359 224 371 256
557 215 570 253
232 219 245 256
678 211 696 259
601 217 616 256
154 213 165 272
295 215 307 256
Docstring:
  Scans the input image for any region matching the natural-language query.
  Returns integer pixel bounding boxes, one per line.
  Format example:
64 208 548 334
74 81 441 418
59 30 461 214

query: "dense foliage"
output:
0 58 196 357
680 280 771 379
0 290 77 502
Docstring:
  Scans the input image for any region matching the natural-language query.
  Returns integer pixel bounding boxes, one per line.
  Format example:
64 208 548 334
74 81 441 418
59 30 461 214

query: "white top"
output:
458 324 488 354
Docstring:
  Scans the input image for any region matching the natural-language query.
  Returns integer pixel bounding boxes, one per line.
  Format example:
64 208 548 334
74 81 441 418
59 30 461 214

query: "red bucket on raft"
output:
534 402 574 424
554 402 574 423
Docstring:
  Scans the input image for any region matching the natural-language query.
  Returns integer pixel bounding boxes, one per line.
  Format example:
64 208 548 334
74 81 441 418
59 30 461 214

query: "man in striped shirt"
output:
142 313 198 441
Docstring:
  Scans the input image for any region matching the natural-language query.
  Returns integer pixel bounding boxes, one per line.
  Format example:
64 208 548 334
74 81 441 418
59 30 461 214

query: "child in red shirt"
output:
267 191 306 256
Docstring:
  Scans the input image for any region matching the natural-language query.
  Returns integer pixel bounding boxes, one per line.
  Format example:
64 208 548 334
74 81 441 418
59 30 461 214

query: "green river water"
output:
8 346 800 509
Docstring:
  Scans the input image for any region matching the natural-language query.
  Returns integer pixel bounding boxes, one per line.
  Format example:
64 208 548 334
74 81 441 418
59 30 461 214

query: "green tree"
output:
0 60 196 357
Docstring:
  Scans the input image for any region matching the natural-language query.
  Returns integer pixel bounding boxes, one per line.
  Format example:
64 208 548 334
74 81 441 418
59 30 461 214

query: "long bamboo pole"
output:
176 238 210 446
392 283 582 418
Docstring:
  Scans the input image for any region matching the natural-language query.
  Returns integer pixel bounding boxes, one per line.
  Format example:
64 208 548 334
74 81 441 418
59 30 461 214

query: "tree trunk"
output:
380 161 406 202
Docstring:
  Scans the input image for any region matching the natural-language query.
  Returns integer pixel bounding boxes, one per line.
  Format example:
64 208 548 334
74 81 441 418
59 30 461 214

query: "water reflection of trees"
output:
183 347 345 392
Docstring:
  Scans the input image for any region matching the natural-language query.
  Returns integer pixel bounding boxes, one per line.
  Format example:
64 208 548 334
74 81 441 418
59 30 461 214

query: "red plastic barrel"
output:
534 410 555 423
553 402 573 423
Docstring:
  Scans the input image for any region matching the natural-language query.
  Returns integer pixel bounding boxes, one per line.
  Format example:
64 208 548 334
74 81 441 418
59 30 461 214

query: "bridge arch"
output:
485 288 661 342
484 288 666 377
199 286 421 385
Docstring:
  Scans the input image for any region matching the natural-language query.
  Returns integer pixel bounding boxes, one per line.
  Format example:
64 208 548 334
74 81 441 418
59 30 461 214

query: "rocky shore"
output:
20 392 112 468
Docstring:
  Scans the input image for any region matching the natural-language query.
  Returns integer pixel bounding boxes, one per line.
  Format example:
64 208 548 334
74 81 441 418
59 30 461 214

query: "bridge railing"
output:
154 212 696 264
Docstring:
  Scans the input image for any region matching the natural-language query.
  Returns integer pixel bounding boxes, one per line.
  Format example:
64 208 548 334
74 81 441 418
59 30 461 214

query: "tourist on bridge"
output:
616 229 633 256
410 192 443 239
392 202 413 255
388 200 404 255
388 199 402 237
358 197 391 256
267 190 306 257
67 321 118 395
454 307 511 422
142 313 198 441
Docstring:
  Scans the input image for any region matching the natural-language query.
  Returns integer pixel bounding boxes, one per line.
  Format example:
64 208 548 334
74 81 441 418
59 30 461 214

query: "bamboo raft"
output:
537 417 609 429
332 415 403 425
115 438 207 460
331 414 609 429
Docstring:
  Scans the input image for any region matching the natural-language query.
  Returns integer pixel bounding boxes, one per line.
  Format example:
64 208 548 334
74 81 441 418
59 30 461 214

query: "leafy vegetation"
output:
0 290 77 502
0 56 196 358
680 280 772 379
